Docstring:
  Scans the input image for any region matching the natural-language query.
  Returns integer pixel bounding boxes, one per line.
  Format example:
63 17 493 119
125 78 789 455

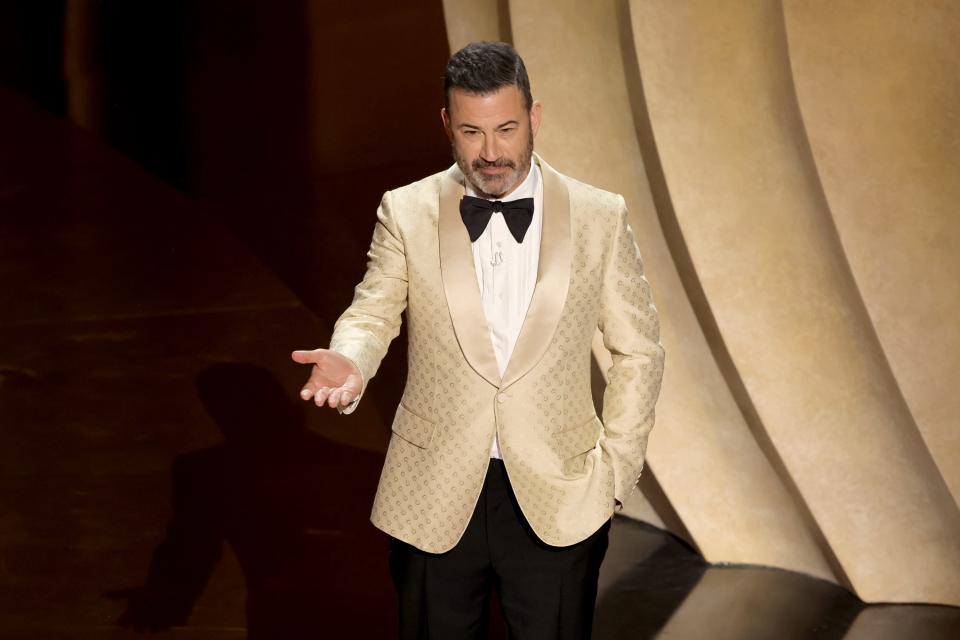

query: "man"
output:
292 41 664 639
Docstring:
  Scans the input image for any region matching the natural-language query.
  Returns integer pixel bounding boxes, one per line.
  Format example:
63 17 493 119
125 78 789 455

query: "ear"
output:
441 107 453 141
529 100 542 138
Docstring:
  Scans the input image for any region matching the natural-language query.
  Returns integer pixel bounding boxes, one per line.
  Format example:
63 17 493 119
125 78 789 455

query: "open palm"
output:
291 348 363 408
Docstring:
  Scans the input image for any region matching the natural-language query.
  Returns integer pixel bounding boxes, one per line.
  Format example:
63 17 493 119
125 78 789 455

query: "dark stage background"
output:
2 0 452 318
0 1 454 637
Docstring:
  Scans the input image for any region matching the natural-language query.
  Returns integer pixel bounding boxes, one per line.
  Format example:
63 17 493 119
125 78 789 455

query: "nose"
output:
480 133 500 163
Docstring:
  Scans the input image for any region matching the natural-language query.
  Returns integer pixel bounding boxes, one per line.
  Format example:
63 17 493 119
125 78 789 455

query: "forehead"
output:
447 85 526 124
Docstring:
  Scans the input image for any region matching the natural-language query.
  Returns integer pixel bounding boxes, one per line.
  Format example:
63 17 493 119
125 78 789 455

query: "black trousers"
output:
388 459 611 640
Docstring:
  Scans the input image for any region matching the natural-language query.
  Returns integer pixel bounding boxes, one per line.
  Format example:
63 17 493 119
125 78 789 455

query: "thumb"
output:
291 349 324 364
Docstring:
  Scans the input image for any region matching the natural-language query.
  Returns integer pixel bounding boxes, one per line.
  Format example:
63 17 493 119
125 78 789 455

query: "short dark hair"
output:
443 41 533 112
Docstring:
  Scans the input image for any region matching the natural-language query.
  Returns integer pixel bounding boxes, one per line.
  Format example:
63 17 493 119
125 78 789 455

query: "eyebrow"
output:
459 120 520 131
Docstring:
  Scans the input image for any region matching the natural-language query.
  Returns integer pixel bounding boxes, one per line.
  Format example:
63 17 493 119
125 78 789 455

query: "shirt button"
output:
496 393 507 403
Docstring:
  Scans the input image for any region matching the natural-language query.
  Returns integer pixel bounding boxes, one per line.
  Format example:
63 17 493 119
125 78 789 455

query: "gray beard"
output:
454 131 534 199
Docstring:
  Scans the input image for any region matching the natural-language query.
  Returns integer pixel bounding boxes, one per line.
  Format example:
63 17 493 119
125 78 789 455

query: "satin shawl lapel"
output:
501 153 571 391
439 163 501 387
437 153 572 391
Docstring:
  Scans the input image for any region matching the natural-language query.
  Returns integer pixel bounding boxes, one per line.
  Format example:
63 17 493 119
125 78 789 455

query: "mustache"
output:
472 158 516 170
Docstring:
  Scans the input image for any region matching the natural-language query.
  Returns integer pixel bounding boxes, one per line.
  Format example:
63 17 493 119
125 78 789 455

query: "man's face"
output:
442 84 542 199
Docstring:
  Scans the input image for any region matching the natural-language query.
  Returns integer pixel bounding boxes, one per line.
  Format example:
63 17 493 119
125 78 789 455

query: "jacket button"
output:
496 393 507 403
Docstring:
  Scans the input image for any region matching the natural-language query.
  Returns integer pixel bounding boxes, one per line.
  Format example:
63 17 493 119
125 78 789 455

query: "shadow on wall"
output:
105 363 393 638
0 0 456 439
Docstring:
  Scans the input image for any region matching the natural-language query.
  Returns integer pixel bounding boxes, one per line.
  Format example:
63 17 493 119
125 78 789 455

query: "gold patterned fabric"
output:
329 153 664 552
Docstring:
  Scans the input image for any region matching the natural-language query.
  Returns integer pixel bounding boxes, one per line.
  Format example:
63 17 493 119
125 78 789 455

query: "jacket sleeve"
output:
329 190 409 415
597 195 665 506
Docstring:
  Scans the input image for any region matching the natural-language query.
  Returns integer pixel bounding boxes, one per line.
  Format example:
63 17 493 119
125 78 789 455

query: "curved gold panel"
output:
500 0 833 579
784 0 960 505
441 0 508 49
628 0 960 605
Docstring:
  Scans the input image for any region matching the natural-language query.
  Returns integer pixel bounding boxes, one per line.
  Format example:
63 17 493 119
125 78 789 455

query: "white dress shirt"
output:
465 161 544 458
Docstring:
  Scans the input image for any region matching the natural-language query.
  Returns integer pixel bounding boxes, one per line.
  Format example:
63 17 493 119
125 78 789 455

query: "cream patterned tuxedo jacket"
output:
329 153 664 553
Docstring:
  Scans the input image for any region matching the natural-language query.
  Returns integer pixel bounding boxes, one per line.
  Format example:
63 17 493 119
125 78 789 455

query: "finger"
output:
314 387 331 406
299 375 321 401
343 374 363 396
291 349 324 364
339 390 354 406
327 388 343 408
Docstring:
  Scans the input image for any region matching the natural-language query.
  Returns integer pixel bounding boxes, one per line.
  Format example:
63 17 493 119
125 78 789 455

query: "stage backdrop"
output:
442 0 960 608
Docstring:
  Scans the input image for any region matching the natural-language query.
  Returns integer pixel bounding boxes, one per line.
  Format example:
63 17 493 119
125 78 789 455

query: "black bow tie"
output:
459 195 535 243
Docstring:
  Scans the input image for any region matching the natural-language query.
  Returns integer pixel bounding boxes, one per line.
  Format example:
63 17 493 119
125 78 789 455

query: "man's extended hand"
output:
291 349 363 409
